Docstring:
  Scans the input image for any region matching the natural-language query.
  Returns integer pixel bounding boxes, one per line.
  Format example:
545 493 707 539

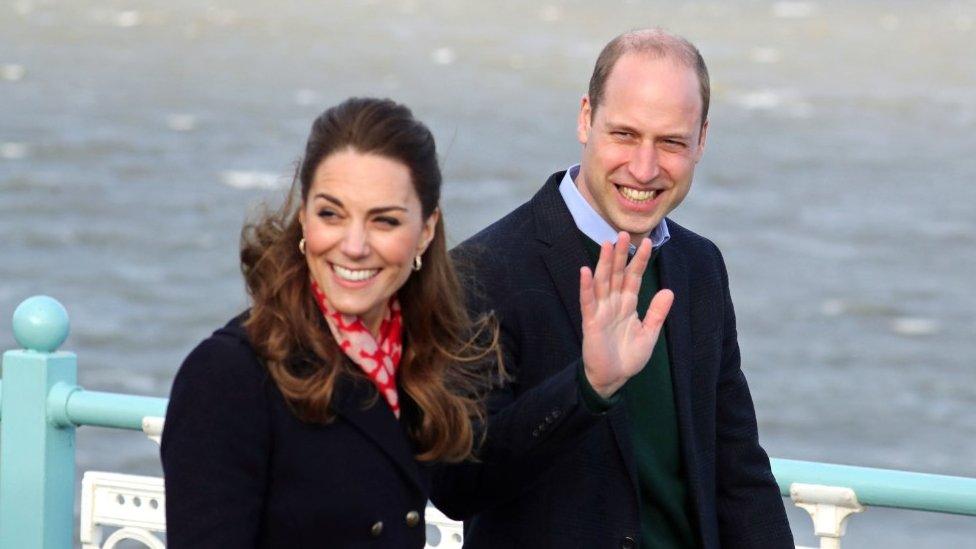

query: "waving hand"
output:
579 233 674 398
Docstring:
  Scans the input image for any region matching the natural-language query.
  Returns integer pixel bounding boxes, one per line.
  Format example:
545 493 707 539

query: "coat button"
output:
370 521 384 537
405 510 420 527
620 536 636 549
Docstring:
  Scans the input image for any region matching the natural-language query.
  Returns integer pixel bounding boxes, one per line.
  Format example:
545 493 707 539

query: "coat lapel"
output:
657 235 704 519
533 172 588 345
532 174 640 494
331 374 424 492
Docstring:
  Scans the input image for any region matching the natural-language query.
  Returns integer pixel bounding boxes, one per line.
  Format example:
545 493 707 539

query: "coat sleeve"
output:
712 247 795 548
161 333 271 548
430 252 606 520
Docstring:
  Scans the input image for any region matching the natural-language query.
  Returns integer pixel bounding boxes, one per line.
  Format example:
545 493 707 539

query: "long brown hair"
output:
240 97 499 462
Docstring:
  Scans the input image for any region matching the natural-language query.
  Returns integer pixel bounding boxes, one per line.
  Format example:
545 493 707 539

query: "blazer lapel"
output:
332 374 424 492
532 174 640 495
533 173 588 345
657 235 704 517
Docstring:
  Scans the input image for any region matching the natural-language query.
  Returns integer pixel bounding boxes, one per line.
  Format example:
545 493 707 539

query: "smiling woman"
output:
160 98 500 548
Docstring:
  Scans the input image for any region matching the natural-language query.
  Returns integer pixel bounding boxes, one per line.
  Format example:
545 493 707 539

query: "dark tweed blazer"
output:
431 172 794 549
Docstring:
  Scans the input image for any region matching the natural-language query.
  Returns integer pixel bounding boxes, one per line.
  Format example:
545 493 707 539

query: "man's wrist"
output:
577 362 620 412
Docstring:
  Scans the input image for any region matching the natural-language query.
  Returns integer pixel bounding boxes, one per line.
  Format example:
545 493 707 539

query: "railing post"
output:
791 482 865 549
0 296 77 549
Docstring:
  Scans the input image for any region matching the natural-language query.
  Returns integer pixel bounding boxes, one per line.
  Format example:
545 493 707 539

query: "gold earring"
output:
298 238 306 255
413 255 422 272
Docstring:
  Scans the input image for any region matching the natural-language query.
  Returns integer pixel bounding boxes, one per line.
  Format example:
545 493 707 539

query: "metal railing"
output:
1 295 974 548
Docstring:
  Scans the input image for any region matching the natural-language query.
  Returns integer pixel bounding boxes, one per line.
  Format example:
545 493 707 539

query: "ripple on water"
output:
771 1 818 19
0 142 29 159
890 317 941 337
430 47 457 66
819 298 900 318
165 114 197 132
1 64 26 81
219 170 287 190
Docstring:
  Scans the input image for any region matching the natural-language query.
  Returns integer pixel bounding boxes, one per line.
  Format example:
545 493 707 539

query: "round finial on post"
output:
12 295 70 353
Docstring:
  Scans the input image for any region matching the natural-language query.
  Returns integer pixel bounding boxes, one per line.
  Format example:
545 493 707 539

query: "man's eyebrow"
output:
604 120 639 133
311 193 409 214
604 122 692 141
658 132 693 141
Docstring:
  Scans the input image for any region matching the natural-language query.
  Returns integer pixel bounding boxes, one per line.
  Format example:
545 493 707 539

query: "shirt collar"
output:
558 164 670 253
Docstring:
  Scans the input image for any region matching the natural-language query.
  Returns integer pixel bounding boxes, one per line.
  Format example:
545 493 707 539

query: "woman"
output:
162 97 498 548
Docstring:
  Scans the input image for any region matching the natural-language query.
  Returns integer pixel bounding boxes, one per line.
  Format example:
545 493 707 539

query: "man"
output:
432 29 794 548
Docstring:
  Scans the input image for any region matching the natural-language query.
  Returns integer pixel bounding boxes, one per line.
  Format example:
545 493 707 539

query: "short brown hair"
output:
587 28 710 125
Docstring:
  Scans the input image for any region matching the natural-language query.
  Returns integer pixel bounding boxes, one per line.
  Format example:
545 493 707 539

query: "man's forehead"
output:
598 57 702 123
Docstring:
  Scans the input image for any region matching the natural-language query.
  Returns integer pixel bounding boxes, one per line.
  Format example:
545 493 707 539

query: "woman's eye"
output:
317 209 337 219
376 216 401 227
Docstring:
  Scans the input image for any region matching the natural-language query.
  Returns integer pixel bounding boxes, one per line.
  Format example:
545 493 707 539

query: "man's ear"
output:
694 119 709 162
577 95 593 146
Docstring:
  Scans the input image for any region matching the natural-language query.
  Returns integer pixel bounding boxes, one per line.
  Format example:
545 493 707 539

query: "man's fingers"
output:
624 237 652 294
642 289 674 331
592 241 612 300
580 266 595 321
609 232 630 292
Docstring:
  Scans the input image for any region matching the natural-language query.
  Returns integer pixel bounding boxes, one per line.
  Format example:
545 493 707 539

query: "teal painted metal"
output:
62 388 168 430
772 458 976 516
0 349 77 549
0 296 167 548
11 295 69 353
0 296 76 548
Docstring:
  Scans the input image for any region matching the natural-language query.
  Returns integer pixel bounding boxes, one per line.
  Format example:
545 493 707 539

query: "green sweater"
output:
578 234 698 549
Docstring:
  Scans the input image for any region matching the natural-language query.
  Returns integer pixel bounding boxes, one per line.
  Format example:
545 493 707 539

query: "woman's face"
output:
299 148 437 334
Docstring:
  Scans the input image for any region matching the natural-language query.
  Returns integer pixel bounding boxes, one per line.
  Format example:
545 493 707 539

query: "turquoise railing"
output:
1 295 975 547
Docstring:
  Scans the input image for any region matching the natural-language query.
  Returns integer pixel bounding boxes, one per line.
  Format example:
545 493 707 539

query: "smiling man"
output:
431 29 794 548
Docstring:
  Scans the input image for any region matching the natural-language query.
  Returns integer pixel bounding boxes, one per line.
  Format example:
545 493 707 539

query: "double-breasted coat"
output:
162 317 431 548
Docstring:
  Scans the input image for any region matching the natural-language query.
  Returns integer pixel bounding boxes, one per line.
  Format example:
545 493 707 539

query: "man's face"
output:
576 53 708 242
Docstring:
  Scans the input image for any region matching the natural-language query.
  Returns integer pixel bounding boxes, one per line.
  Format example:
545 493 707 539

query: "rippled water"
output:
2 1 975 546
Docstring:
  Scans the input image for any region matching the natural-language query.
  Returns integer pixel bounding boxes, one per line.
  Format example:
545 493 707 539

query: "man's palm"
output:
580 234 674 398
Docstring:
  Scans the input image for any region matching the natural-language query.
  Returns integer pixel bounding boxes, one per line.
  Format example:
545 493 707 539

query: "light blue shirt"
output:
558 164 670 253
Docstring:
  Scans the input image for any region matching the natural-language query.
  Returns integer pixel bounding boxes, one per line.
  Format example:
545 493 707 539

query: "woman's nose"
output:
340 225 370 258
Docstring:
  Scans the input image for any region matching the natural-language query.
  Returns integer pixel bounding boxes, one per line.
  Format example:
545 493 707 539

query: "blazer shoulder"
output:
666 218 726 263
455 200 535 260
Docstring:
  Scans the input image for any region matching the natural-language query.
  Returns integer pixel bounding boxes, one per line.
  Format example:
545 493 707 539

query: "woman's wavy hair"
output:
240 97 499 462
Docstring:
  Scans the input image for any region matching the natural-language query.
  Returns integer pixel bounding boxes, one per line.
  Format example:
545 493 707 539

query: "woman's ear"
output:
418 208 440 254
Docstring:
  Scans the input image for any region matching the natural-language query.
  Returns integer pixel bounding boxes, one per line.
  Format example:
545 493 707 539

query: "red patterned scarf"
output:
310 280 403 418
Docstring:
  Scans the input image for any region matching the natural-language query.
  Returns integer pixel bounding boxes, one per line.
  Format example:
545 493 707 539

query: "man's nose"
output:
340 225 370 258
628 142 660 184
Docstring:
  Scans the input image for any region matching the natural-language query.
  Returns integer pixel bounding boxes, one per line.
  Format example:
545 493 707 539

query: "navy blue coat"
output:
161 318 431 548
431 173 794 548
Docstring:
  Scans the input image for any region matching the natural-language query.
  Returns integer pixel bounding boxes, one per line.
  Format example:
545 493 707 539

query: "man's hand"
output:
580 232 674 399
